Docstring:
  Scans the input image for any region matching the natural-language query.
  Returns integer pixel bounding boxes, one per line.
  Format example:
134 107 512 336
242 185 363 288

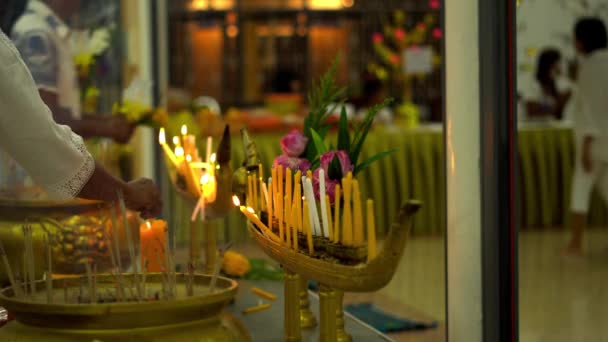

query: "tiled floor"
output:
375 228 608 342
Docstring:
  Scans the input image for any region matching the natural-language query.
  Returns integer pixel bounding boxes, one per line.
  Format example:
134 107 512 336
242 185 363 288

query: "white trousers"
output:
570 136 608 213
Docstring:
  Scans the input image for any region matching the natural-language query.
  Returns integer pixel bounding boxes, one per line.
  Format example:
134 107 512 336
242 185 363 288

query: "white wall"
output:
517 0 608 94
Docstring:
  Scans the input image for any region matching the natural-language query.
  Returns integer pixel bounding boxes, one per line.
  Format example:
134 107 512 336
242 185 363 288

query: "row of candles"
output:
235 166 377 261
158 125 217 222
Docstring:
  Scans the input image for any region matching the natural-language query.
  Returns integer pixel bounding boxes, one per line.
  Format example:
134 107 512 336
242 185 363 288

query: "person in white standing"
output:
565 17 608 256
0 29 161 218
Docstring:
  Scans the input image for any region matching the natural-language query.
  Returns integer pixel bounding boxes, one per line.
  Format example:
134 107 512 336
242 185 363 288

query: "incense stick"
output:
45 234 53 304
0 240 23 298
209 242 232 294
85 262 94 303
117 191 142 301
109 205 126 301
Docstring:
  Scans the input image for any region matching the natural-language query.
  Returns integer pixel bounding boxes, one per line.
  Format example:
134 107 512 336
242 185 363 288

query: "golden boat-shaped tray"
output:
0 273 237 330
248 200 421 292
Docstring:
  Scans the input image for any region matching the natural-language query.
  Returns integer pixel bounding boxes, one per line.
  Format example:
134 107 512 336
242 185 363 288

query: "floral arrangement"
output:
112 78 169 128
273 60 395 203
72 28 112 113
368 10 442 83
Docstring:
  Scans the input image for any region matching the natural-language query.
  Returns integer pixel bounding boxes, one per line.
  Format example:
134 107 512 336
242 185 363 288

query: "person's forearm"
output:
77 162 129 202
54 113 114 139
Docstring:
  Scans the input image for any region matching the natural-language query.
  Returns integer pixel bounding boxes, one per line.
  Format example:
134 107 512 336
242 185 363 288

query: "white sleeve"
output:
576 63 602 138
0 32 94 200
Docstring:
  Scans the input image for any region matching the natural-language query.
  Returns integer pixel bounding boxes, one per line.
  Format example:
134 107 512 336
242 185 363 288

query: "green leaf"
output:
354 149 397 175
328 154 343 180
350 98 394 165
310 128 328 155
337 106 350 152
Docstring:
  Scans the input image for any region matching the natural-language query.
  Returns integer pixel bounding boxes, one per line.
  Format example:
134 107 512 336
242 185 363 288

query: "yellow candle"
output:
184 155 202 196
292 219 299 252
267 183 273 232
367 199 377 261
158 128 178 166
260 178 268 211
239 206 280 243
271 168 278 236
306 169 312 180
334 184 341 243
342 174 353 246
325 195 333 242
278 166 284 242
247 176 253 208
303 201 314 255
285 195 291 248
253 172 259 212
242 303 272 315
286 168 292 244
352 180 363 246
259 163 264 181
251 287 277 301
292 171 302 232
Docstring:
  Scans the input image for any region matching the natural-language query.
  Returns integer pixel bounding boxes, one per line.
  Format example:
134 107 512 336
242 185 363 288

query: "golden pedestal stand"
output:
249 202 421 341
299 277 318 329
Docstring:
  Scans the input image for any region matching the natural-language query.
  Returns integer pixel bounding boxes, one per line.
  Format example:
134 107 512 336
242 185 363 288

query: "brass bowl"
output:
0 273 248 341
0 200 138 284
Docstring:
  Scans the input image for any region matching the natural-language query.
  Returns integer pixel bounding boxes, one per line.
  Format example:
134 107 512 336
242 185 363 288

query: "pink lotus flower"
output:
273 155 311 173
312 168 339 204
280 130 308 157
319 150 353 179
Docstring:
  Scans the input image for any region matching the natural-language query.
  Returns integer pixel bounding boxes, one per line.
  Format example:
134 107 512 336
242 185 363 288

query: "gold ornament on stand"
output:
235 129 421 341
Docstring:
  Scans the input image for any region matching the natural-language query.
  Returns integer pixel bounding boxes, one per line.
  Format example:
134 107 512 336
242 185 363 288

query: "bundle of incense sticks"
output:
239 166 379 261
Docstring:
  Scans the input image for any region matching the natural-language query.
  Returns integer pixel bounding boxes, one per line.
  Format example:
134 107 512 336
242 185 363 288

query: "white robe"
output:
0 31 93 200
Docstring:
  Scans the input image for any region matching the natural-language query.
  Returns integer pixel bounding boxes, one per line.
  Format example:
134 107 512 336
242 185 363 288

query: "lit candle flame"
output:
159 128 166 144
210 153 216 163
247 207 255 214
232 195 240 206
181 124 187 136
146 221 152 230
172 136 180 145
201 173 210 184
186 154 192 162
175 146 184 157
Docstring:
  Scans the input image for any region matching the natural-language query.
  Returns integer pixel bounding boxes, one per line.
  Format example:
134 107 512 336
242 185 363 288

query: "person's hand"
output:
123 178 161 219
109 115 136 144
582 137 594 173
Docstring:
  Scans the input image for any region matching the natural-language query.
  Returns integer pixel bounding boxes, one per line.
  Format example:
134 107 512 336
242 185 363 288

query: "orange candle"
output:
140 220 167 272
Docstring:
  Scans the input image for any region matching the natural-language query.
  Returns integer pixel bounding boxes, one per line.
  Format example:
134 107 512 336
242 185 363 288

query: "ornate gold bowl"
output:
0 273 248 341
0 199 138 284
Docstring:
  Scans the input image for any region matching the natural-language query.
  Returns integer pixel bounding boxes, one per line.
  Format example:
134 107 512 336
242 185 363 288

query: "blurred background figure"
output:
521 48 572 121
565 17 608 256
10 0 134 143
